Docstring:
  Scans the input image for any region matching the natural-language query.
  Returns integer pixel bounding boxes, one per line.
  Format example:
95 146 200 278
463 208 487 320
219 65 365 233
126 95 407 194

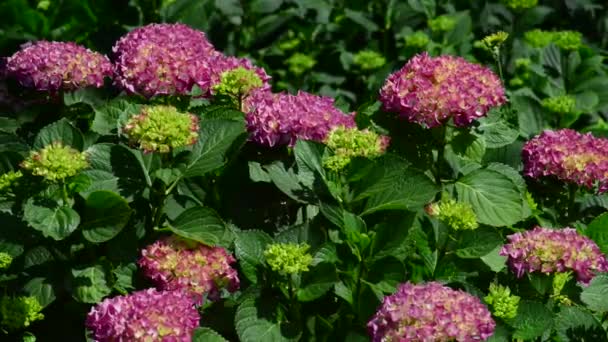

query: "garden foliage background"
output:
2 0 608 341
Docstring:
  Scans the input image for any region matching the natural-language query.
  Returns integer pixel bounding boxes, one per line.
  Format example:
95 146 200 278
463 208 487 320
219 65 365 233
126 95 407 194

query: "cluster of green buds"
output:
0 252 12 270
478 31 509 59
264 243 313 275
286 53 316 75
502 0 538 10
484 283 520 320
541 95 576 115
426 198 479 231
353 50 386 71
0 170 23 193
524 29 583 50
0 296 44 331
509 58 532 88
428 15 456 33
21 142 88 182
323 126 389 172
123 105 199 154
552 272 574 305
405 31 430 49
212 67 263 104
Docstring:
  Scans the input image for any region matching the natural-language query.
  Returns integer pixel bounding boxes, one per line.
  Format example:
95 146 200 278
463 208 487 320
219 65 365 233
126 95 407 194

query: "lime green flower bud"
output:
515 58 532 70
212 66 263 100
552 271 574 305
552 31 583 51
427 199 479 231
509 77 525 87
480 31 509 53
428 15 456 32
37 0 51 10
524 29 554 48
286 53 316 75
502 0 538 10
0 296 44 331
0 252 12 270
264 243 313 275
0 170 22 193
541 95 576 114
405 31 430 49
323 127 389 172
21 142 88 181
484 283 520 320
123 105 199 154
353 50 386 71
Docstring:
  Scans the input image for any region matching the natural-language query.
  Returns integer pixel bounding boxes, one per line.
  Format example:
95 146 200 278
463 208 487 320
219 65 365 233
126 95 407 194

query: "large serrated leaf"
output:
34 118 84 150
168 207 226 246
585 213 608 255
580 275 608 313
235 298 300 342
71 265 112 304
81 191 132 243
23 198 80 240
512 301 553 340
192 327 229 342
234 230 273 284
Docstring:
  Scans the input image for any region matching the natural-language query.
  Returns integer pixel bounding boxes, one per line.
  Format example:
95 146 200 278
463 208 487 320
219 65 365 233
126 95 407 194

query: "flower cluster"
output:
86 289 199 342
502 0 538 10
21 142 88 181
405 31 430 49
0 170 22 193
426 199 479 231
522 129 608 192
380 53 506 128
323 127 390 171
353 50 386 71
524 29 583 50
123 105 199 153
211 66 265 103
368 282 495 342
428 15 456 32
286 53 316 75
209 54 270 95
112 23 216 98
264 243 313 275
139 236 239 303
0 296 44 331
500 227 608 284
541 95 576 114
0 252 12 269
478 31 509 56
5 41 112 92
484 283 520 320
244 90 356 147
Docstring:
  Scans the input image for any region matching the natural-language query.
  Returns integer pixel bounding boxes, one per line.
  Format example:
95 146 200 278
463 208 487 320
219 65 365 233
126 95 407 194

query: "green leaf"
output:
92 99 140 135
0 117 20 134
168 207 226 246
23 198 81 240
312 243 339 265
235 298 300 342
344 9 379 31
455 168 524 226
554 306 602 340
480 245 507 272
234 230 273 284
512 301 554 340
297 263 337 301
192 327 229 342
82 191 132 243
23 277 56 308
585 212 608 255
71 265 112 303
264 162 314 203
63 88 105 108
580 275 608 313
112 263 136 294
456 228 504 259
184 119 246 177
476 116 519 148
33 118 84 150
23 246 54 269
248 162 271 183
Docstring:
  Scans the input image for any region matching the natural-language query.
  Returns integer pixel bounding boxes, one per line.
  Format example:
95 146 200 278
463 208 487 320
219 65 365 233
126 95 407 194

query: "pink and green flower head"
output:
112 23 217 98
139 236 239 303
323 127 390 171
500 227 608 284
21 142 88 181
379 53 506 128
368 281 495 341
484 283 520 320
123 105 199 153
0 296 44 331
85 289 199 342
264 243 313 275
6 41 112 93
522 129 608 193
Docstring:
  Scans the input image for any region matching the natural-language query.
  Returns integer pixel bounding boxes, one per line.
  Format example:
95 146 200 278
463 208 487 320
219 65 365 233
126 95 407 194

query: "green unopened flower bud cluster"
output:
323 127 389 171
0 296 44 331
552 271 574 305
0 252 12 270
212 66 263 100
484 283 520 320
264 243 313 275
428 15 456 32
286 53 316 75
21 142 88 181
405 31 430 49
541 95 576 114
123 105 199 153
0 170 23 193
524 29 583 50
509 58 532 88
502 0 538 10
427 199 479 231
353 50 386 71
479 31 509 56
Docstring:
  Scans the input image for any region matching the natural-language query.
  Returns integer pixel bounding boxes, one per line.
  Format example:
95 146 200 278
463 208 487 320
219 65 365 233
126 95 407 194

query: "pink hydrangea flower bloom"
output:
522 129 608 193
85 289 199 342
139 236 239 304
379 52 506 128
112 23 217 98
244 90 356 147
368 282 495 342
6 41 113 92
500 227 608 284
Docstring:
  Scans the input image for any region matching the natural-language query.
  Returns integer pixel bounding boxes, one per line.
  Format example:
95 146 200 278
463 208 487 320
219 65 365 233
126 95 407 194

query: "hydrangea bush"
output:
1 2 608 341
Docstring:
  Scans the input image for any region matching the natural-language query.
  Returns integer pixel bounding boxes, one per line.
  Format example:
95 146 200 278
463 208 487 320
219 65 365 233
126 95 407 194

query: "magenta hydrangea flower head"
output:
112 23 217 98
85 288 199 342
379 52 506 128
522 129 608 193
500 227 608 284
5 41 113 93
139 236 239 304
368 281 495 342
244 90 356 147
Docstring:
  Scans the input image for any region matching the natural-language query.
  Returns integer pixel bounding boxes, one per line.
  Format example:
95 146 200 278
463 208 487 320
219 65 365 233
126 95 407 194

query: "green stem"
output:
61 180 69 205
566 184 577 223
